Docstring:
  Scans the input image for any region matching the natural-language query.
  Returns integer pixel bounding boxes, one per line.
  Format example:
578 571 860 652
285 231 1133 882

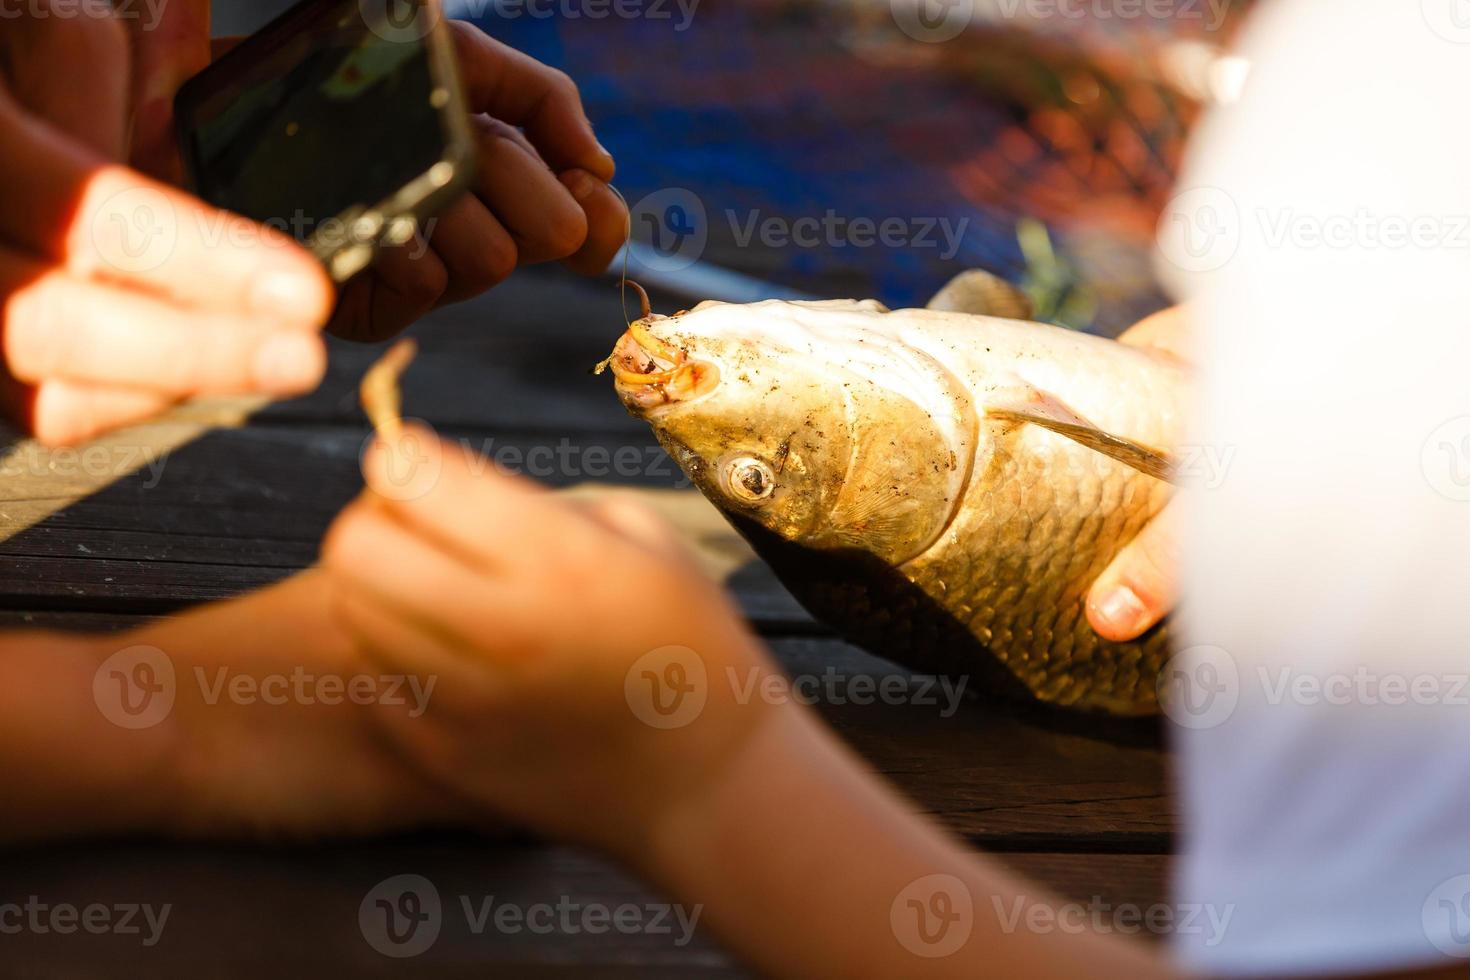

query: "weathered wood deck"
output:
0 269 1172 976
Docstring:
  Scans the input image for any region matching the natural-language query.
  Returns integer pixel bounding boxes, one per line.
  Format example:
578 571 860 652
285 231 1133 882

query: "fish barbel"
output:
604 275 1187 714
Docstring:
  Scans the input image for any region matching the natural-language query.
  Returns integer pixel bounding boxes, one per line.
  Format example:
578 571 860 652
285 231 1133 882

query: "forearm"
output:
644 705 1175 980
119 570 466 839
0 627 182 841
0 571 465 842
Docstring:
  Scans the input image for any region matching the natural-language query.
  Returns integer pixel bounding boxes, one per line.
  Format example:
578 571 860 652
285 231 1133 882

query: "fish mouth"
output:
601 317 720 414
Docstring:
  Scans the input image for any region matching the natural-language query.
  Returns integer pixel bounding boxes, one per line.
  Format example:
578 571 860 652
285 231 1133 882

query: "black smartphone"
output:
175 0 475 282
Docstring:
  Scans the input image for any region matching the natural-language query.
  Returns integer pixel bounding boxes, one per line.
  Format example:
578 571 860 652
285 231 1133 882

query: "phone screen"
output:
178 0 456 243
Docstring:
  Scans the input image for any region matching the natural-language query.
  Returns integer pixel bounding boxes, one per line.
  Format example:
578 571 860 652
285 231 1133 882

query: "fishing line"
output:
607 182 634 326
589 182 637 378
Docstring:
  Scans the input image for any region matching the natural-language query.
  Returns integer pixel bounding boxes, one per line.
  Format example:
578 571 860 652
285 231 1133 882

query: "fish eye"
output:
725 456 776 504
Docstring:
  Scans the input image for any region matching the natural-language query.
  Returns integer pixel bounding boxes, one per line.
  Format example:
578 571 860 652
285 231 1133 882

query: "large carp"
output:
603 274 1187 714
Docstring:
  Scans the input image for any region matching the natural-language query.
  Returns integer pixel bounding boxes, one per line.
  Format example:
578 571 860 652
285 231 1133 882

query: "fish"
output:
603 273 1187 714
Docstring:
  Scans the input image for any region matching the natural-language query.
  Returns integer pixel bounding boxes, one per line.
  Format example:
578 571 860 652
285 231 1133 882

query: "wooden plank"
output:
0 836 1170 977
998 853 1170 915
989 852 1178 950
0 423 811 622
0 601 1168 849
0 837 743 977
257 270 695 432
0 609 147 632
770 637 1172 850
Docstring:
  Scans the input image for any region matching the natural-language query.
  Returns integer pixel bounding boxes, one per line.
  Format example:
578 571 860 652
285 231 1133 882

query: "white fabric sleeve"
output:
1160 0 1470 975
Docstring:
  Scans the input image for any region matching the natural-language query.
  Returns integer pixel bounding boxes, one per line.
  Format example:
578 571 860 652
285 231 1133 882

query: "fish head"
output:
608 299 977 565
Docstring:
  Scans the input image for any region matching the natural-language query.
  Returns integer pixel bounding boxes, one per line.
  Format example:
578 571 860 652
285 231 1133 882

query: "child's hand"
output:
320 429 785 857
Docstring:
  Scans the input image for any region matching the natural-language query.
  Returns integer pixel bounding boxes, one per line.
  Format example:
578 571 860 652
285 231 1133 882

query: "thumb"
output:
1086 504 1179 642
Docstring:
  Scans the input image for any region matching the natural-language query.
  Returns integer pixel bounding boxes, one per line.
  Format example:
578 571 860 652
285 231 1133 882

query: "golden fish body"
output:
609 292 1186 713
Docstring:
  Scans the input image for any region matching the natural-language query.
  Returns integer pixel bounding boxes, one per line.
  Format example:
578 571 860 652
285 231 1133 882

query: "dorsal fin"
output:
987 385 1175 484
927 269 1034 321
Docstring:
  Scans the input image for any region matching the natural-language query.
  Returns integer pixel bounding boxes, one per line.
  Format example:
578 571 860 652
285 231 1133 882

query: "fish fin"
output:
927 269 1034 321
987 387 1176 483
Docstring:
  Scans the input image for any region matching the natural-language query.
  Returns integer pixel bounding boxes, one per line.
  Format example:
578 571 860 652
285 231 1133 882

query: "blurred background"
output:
218 0 1254 335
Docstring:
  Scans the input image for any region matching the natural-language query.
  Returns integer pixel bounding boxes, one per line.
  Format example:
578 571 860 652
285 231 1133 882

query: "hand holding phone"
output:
177 0 628 342
326 19 630 341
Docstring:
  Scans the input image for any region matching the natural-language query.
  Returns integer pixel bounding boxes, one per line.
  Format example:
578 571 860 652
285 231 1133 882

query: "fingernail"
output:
254 333 325 395
593 141 616 180
251 270 323 320
1095 586 1147 636
565 169 598 202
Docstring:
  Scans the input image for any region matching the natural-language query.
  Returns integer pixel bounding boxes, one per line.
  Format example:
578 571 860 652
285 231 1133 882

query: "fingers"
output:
574 494 685 558
413 122 624 307
0 254 326 397
447 21 614 181
470 118 588 266
1097 307 1188 641
1086 504 1179 642
359 426 555 571
327 238 449 342
72 169 335 326
29 381 173 447
323 500 539 664
0 373 174 448
561 172 629 277
0 105 332 326
424 196 516 304
1117 305 1191 363
357 430 686 570
331 584 506 707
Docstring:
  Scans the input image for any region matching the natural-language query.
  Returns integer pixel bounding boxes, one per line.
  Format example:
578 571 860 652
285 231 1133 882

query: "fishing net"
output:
467 0 1253 333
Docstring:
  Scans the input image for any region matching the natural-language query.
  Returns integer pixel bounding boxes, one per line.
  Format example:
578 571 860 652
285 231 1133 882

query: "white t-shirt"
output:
1161 1 1470 974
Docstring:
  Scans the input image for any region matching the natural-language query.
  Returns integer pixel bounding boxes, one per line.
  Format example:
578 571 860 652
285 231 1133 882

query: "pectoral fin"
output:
927 269 1034 321
987 387 1176 483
